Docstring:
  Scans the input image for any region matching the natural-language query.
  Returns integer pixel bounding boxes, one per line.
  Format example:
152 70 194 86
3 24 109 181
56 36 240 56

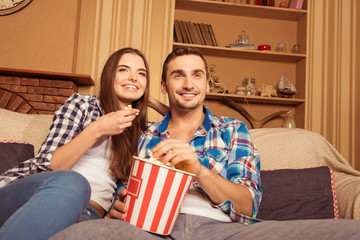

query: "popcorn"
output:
124 105 139 115
147 150 173 168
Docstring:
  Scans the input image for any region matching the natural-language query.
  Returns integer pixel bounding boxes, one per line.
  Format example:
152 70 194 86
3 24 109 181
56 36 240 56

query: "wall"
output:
75 0 174 122
0 0 81 73
1 0 359 169
306 0 360 170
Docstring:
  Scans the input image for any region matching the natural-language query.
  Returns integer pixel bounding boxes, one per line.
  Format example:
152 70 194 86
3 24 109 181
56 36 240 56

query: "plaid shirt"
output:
138 106 262 225
0 94 103 187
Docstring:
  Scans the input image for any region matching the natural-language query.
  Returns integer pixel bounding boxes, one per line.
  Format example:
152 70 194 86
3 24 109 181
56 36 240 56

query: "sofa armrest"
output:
334 172 360 219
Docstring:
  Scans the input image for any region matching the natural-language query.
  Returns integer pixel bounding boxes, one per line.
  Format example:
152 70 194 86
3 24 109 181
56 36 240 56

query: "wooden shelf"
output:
173 43 306 63
175 0 307 21
206 92 305 106
0 67 94 86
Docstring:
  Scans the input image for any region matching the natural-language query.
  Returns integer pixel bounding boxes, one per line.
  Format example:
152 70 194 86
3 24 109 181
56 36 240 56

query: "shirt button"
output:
87 210 91 216
185 227 189 232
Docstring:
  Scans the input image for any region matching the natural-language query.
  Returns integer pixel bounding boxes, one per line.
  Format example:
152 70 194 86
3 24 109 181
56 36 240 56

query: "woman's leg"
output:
0 170 90 240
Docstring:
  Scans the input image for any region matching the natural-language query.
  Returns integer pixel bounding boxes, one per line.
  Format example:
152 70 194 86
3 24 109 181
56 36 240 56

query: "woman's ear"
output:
161 81 167 94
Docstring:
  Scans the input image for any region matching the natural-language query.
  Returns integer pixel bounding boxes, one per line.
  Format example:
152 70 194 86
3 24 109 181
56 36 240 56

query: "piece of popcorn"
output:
124 105 139 115
147 150 173 167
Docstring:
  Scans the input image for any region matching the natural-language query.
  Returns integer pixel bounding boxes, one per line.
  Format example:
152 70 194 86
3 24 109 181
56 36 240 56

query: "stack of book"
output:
174 20 218 46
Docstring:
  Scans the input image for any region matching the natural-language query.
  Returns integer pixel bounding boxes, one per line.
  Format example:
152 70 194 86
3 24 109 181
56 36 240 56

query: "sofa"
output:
1 106 360 239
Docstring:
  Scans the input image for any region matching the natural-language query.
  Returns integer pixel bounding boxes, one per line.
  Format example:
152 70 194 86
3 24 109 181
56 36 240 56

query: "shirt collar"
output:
159 105 218 138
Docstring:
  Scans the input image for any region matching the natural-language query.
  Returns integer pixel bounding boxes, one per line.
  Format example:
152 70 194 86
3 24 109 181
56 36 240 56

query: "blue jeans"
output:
0 170 91 240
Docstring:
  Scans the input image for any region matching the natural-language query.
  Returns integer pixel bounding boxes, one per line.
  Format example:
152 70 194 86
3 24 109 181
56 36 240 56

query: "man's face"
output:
161 55 209 110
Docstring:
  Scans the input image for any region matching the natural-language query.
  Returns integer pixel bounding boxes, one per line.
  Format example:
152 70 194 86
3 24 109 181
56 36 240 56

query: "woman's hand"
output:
106 188 128 220
93 108 140 137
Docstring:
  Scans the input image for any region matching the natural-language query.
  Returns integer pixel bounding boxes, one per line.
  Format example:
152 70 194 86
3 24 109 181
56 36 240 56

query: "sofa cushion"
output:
257 166 339 220
0 140 34 174
0 107 53 155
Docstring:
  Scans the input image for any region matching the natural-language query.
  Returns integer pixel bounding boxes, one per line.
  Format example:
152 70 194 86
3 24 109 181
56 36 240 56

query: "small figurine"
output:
208 64 227 94
259 84 277 97
278 74 296 97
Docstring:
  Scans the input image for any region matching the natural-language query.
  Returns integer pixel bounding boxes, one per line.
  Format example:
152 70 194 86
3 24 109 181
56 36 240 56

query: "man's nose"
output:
182 77 193 89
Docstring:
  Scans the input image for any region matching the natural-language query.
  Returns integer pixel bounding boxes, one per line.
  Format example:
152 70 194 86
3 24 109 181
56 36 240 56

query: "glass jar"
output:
282 112 296 128
242 78 257 96
237 30 249 45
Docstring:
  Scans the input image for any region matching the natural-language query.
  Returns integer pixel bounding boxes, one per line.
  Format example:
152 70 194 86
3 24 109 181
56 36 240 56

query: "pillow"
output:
0 140 34 174
257 166 339 220
0 108 53 154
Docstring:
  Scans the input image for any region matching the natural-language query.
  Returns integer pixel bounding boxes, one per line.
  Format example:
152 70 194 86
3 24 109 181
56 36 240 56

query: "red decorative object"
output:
258 44 271 51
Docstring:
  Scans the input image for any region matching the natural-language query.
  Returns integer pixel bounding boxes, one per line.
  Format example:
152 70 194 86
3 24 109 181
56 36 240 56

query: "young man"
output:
50 47 262 239
136 46 262 224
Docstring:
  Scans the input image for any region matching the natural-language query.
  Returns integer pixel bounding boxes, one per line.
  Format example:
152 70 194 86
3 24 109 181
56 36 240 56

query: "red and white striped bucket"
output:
125 156 194 235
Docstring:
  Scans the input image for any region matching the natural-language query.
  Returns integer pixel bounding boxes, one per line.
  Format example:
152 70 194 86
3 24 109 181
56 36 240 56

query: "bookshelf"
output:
174 0 308 128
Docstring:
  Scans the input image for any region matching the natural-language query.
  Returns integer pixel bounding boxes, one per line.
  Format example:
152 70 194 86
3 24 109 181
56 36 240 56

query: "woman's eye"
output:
119 68 127 72
139 72 146 77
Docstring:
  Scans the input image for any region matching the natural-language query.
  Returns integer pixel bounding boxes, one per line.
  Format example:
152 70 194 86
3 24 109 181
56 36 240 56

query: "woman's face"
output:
113 53 148 109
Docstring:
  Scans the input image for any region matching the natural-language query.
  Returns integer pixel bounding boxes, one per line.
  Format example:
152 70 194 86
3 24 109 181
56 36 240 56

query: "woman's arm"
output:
50 108 140 170
148 96 169 116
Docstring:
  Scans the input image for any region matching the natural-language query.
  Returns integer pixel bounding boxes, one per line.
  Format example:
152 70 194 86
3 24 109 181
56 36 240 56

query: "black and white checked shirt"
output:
0 94 103 187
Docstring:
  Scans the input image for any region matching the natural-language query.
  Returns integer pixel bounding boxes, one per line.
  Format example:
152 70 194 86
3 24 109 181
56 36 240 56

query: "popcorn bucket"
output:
125 156 195 235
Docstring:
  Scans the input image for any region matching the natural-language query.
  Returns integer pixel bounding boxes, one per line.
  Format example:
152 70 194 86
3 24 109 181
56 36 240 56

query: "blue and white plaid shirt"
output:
0 94 103 187
138 106 262 225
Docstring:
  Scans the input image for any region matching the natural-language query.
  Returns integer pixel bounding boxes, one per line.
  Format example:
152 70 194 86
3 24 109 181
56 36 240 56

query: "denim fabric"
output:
79 204 102 222
0 170 90 240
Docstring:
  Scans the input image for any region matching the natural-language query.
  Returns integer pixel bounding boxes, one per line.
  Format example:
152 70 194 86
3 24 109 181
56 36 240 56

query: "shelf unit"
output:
174 0 308 128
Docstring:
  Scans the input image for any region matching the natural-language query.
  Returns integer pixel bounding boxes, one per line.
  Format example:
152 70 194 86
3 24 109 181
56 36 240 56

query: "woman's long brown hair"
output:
99 48 150 181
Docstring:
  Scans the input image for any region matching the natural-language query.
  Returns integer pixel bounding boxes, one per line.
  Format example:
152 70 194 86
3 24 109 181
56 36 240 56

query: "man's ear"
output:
161 81 167 94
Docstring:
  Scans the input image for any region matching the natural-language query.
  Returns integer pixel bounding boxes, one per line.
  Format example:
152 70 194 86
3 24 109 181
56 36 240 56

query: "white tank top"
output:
71 137 117 212
180 184 232 222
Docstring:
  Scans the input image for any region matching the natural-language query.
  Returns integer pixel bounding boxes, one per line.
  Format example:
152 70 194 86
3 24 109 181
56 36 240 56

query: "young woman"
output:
0 47 167 240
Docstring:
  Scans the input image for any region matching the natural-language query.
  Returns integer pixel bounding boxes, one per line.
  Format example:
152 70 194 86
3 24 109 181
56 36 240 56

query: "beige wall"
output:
0 0 81 73
306 0 360 170
1 0 359 169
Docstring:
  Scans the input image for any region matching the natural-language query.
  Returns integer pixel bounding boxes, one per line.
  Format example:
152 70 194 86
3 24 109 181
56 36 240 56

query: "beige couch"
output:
1 107 360 221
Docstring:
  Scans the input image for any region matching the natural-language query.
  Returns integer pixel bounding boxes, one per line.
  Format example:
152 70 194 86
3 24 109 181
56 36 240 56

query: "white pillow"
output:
0 108 53 154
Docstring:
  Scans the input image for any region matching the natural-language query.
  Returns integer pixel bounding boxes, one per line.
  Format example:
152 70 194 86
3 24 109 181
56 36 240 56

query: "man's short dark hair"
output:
161 46 209 82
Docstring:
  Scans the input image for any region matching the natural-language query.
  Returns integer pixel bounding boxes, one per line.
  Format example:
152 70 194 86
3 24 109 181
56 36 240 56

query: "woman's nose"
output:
128 71 137 81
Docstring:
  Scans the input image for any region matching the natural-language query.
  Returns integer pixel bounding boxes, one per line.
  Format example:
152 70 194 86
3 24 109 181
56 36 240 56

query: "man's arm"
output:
151 138 254 217
195 164 253 216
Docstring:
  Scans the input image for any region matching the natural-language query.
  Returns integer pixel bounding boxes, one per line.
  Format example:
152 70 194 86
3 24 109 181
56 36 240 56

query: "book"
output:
194 23 206 45
178 20 190 44
189 22 202 45
226 44 255 49
174 20 183 43
289 0 304 9
185 21 200 45
199 23 213 46
207 24 218 46
183 21 195 44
